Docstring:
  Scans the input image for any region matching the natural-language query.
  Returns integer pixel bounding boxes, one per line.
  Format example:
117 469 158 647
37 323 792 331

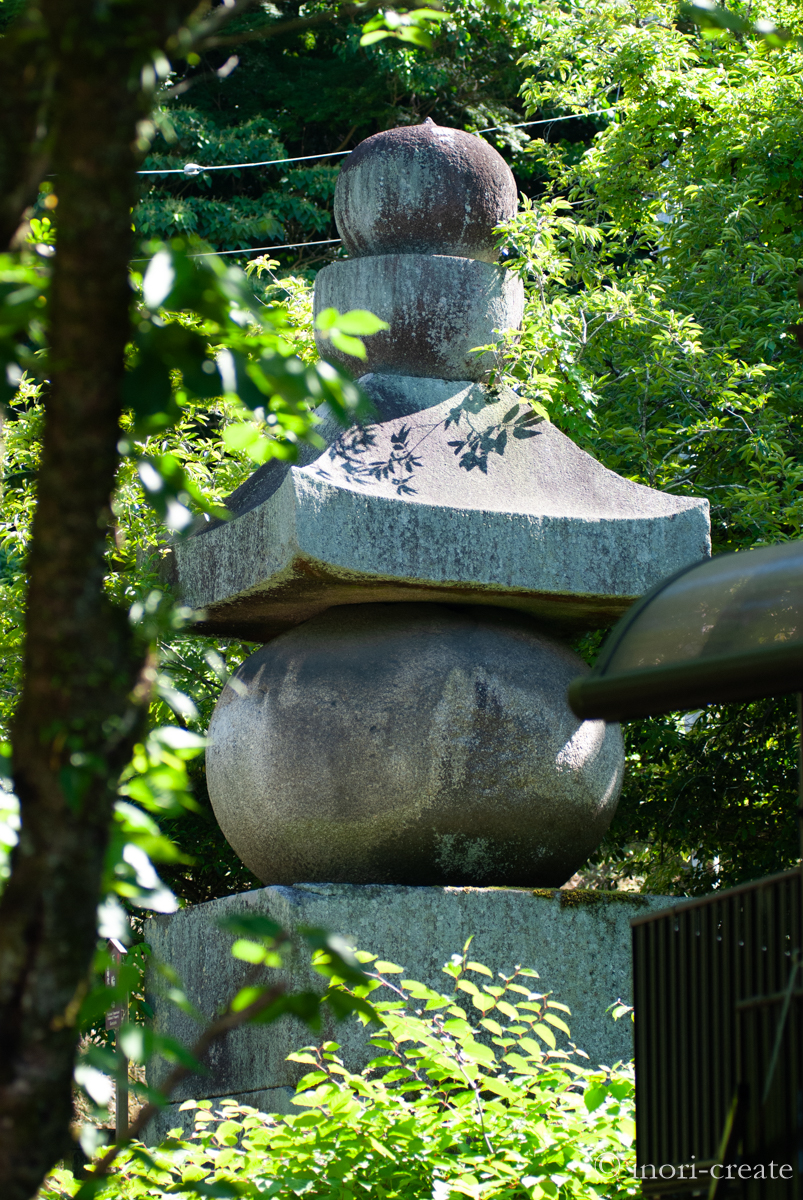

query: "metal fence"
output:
632 869 803 1197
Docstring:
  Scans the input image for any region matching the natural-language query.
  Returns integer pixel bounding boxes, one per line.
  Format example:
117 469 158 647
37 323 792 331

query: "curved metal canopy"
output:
568 539 803 721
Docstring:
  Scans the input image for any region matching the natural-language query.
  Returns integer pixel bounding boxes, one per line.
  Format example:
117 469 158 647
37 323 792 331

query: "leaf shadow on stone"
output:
315 394 546 493
317 423 424 495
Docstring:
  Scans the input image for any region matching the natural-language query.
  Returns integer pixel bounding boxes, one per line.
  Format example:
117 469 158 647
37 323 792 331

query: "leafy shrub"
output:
40 944 637 1199
492 0 803 893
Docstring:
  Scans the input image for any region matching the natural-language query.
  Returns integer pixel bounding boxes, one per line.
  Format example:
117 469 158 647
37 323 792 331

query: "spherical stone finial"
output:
334 118 518 263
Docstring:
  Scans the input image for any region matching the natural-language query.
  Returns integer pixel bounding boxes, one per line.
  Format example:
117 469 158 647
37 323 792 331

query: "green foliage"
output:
124 238 369 520
361 7 449 50
0 253 48 403
0 0 26 31
65 911 374 1159
0 224 388 1133
40 946 636 1200
611 696 800 893
682 0 803 50
0 777 18 889
135 113 291 248
497 0 803 892
124 0 551 271
315 305 389 360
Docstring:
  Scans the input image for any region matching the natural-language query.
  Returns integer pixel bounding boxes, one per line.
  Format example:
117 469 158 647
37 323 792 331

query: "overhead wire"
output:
475 109 609 133
130 238 342 265
137 150 351 176
132 108 612 257
136 110 610 176
190 238 341 258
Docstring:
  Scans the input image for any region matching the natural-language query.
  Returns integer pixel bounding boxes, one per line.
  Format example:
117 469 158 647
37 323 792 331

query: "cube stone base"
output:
143 883 673 1143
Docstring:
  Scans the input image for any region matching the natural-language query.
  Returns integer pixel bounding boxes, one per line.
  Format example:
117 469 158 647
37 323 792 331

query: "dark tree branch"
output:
92 981 287 1180
196 0 437 50
0 8 53 249
183 0 260 46
158 53 240 102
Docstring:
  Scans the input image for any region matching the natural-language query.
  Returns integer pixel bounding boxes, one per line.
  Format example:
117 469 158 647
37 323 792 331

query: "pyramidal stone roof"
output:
170 121 710 639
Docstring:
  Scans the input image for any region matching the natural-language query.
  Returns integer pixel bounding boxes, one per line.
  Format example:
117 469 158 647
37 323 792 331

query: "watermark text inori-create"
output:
635 1162 793 1182
592 1151 794 1182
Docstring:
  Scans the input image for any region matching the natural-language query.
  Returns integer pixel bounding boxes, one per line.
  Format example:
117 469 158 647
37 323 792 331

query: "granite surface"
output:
173 378 711 641
334 118 518 262
144 883 674 1142
314 254 525 379
206 603 624 887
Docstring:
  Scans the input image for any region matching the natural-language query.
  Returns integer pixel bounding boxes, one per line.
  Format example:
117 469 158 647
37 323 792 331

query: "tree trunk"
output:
0 0 359 1190
0 5 148 1195
0 10 51 249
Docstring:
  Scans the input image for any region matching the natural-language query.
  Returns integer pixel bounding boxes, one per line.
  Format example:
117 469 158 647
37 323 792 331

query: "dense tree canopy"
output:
131 0 549 262
124 0 803 897
3 0 803 912
1 1 803 1186
498 0 803 891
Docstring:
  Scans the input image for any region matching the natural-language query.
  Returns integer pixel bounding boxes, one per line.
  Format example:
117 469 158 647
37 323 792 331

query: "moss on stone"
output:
556 889 650 909
528 887 649 908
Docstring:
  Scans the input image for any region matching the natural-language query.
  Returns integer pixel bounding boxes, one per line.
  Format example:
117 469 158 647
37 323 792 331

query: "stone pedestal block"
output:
313 255 524 379
144 883 674 1143
206 603 624 887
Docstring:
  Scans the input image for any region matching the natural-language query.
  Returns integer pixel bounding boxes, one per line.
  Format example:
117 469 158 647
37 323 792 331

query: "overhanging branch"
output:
193 0 438 51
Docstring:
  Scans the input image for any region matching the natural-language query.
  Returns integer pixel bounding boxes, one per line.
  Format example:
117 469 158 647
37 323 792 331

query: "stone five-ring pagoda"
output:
171 118 710 891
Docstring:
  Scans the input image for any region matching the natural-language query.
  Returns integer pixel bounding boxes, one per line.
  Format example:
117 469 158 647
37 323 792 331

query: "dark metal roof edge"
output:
591 557 704 676
568 640 803 721
629 866 802 927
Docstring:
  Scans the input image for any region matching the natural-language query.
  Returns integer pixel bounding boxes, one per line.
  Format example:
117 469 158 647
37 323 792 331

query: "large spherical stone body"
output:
206 604 624 887
334 119 518 262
